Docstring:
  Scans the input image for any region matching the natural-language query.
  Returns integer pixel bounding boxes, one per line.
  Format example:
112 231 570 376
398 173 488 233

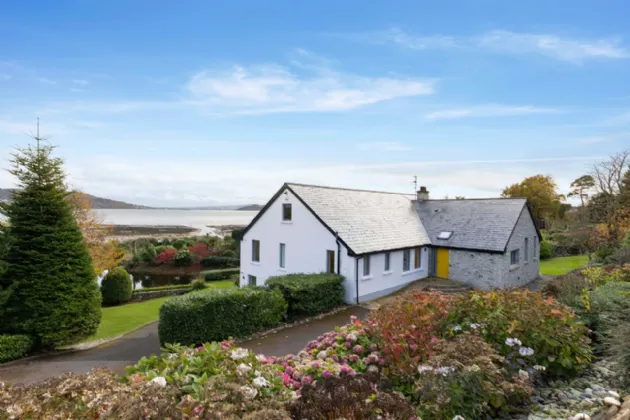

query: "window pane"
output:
524 238 529 261
414 248 421 268
252 240 260 262
384 253 390 271
279 243 286 268
327 250 335 273
403 250 410 271
363 256 370 276
248 275 256 286
282 203 292 221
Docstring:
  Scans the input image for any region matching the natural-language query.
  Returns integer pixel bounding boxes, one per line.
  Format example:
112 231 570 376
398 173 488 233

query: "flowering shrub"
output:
407 333 533 419
188 242 213 259
366 291 451 376
446 291 592 378
154 248 177 265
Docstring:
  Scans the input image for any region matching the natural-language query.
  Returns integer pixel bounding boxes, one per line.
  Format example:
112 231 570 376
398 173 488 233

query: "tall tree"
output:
0 140 101 348
590 150 630 244
68 191 125 276
568 175 595 207
501 175 565 222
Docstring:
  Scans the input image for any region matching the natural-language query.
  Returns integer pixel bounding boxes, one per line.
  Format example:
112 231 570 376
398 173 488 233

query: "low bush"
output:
132 284 192 294
190 279 207 291
154 248 177 265
100 267 133 306
447 291 592 378
172 239 188 250
158 287 287 345
154 245 175 255
266 273 345 318
587 282 630 350
0 334 34 363
204 268 240 281
201 256 239 268
607 306 630 388
173 250 193 266
188 242 212 258
541 270 589 307
540 240 553 260
138 244 157 263
222 249 236 258
594 245 617 263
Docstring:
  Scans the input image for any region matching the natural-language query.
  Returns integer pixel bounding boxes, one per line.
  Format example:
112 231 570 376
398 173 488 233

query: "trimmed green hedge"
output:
266 273 345 318
204 268 240 281
158 287 287 345
200 256 239 268
0 334 34 363
101 267 133 306
540 240 553 260
132 284 192 294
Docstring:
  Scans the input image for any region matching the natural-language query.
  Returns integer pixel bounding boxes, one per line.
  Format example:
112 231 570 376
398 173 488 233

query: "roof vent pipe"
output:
416 186 429 201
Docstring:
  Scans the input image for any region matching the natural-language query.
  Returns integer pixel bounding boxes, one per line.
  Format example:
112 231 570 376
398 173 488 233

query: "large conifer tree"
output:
0 141 101 348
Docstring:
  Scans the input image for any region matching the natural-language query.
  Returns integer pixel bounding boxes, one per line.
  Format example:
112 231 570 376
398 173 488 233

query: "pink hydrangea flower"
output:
379 358 386 366
301 375 313 385
331 355 339 362
369 343 378 352
349 355 360 363
322 370 333 379
345 342 352 349
353 345 364 355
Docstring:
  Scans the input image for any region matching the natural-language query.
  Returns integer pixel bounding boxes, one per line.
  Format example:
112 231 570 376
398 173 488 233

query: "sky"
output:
1 0 629 206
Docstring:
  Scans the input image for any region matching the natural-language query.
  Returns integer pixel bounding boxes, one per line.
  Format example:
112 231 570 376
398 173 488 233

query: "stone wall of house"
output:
447 249 506 290
503 206 540 288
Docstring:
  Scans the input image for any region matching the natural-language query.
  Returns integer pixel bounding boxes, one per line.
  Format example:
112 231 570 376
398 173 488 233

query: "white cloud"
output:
354 28 629 63
72 79 89 85
186 56 435 114
35 76 56 84
358 141 412 151
424 105 558 120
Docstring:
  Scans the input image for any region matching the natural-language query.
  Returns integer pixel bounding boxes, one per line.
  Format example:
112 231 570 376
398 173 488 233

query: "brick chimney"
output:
416 186 430 201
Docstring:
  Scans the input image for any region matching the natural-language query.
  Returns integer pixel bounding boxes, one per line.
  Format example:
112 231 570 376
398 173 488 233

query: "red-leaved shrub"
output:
154 249 177 265
188 243 213 258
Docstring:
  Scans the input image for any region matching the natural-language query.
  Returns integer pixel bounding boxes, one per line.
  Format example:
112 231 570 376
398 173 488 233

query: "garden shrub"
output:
154 245 175 255
172 239 188 250
266 273 345 318
408 333 533 419
0 334 34 363
158 288 287 345
201 256 239 268
607 247 630 265
188 242 212 258
190 278 207 291
100 267 133 306
222 249 236 258
132 284 192 294
594 245 617 263
587 282 630 350
138 244 157 262
541 270 589 307
446 291 592 378
607 306 630 388
154 249 177 265
173 250 193 266
204 268 240 282
540 240 553 260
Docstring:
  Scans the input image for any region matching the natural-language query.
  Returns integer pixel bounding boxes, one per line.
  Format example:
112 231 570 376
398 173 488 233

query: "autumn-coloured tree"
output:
67 192 125 276
501 175 565 222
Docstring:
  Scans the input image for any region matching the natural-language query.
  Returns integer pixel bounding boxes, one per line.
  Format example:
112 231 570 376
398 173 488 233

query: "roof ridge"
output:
421 197 526 202
286 182 413 196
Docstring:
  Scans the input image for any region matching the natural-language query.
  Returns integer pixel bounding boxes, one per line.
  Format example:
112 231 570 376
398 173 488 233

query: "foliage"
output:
67 191 125 276
587 282 630 348
158 287 287 345
568 175 595 208
608 247 630 265
154 248 177 265
204 268 240 281
188 242 212 258
222 249 237 258
230 227 245 242
190 279 207 291
540 240 553 259
201 256 239 268
173 250 193 266
138 243 157 262
541 270 590 308
100 267 133 306
0 143 101 349
407 333 533 419
607 306 630 388
154 245 176 255
172 239 189 250
0 334 34 363
594 245 617 263
366 291 451 377
501 175 565 221
446 291 592 378
266 273 345 318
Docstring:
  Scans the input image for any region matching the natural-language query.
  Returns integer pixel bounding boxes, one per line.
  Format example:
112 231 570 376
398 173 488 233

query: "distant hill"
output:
0 188 152 209
237 204 263 211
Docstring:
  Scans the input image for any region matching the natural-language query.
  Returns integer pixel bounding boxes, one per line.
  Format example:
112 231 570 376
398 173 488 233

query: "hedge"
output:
266 273 345 318
204 268 240 281
0 334 34 363
200 256 239 268
158 287 287 345
133 284 192 294
101 267 133 306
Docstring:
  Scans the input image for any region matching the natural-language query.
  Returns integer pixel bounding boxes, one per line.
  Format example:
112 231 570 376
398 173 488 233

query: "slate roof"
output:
287 183 431 255
413 198 528 253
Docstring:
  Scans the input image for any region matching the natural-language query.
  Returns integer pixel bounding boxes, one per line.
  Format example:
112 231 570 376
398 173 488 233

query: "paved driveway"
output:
0 306 370 386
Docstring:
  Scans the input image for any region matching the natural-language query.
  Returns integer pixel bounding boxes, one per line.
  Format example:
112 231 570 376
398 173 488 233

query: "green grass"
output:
84 280 235 342
540 255 590 276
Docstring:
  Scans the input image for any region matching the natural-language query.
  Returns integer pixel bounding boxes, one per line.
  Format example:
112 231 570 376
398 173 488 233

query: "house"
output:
239 183 541 304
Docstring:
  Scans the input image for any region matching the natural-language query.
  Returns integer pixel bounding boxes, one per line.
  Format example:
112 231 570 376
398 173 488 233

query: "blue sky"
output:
1 0 629 206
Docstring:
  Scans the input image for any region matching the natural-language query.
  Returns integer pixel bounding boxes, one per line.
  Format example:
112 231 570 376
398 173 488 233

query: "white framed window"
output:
510 249 520 265
384 252 391 271
248 275 257 286
524 238 529 262
414 247 421 269
279 243 286 268
363 255 371 277
252 240 260 262
282 203 292 221
403 249 411 272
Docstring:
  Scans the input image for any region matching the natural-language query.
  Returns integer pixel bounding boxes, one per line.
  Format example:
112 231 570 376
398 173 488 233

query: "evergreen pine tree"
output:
0 140 101 348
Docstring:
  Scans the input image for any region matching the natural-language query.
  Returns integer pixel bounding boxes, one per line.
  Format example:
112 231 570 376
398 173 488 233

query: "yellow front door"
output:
436 248 449 278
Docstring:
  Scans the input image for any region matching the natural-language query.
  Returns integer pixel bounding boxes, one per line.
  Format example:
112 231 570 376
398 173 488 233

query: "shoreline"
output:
104 223 246 241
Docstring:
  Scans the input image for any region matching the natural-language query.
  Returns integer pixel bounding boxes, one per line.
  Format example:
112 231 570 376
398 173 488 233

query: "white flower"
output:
452 325 462 332
505 337 522 347
347 333 358 343
453 416 466 420
231 348 249 360
519 347 535 356
518 369 529 381
252 376 270 388
533 365 546 371
317 351 328 360
240 386 258 400
150 376 167 387
237 363 252 374
604 396 621 407
255 354 267 362
572 414 591 420
469 323 480 330
466 364 480 373
436 366 455 376
417 365 433 374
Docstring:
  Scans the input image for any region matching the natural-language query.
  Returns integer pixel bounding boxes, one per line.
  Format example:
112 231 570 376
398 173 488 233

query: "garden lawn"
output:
540 255 589 276
83 281 235 342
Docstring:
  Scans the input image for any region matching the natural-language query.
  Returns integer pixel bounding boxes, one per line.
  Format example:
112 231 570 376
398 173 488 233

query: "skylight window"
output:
437 231 453 240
